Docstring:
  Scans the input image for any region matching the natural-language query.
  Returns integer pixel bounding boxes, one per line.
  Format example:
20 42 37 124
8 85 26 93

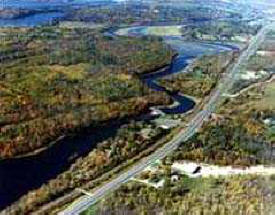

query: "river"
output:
0 122 124 210
116 25 239 114
0 18 239 210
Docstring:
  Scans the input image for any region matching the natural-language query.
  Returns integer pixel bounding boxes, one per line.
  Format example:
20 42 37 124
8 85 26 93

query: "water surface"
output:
120 25 239 114
0 12 64 27
0 20 239 210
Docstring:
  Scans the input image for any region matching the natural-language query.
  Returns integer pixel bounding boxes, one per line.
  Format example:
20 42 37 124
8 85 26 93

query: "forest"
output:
0 26 173 159
159 52 234 99
85 173 274 215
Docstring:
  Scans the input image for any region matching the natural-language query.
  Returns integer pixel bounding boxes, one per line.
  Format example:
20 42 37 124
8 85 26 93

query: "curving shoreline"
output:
0 63 173 210
115 25 240 115
0 24 240 211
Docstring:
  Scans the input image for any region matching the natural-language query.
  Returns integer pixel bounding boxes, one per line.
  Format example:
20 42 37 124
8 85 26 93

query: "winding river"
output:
0 23 240 209
115 25 239 114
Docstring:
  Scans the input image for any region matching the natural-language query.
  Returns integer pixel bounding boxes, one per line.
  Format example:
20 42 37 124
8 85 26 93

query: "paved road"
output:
59 23 274 215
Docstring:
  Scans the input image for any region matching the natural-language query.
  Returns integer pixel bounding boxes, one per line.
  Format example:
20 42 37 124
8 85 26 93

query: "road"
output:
223 74 275 98
59 23 274 215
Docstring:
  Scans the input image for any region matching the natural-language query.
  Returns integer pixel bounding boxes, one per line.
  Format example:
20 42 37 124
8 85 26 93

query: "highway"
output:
59 22 274 215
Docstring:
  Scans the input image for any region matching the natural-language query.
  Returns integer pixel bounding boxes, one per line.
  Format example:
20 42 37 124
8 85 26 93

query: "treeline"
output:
2 121 170 215
184 21 262 41
159 52 234 98
0 27 173 159
172 118 267 166
87 173 272 215
171 83 275 166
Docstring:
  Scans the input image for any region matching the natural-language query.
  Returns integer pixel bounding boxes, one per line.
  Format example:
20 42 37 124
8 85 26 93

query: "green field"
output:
146 26 183 36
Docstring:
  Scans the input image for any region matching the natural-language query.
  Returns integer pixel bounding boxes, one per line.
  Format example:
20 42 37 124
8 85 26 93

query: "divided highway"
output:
59 22 274 215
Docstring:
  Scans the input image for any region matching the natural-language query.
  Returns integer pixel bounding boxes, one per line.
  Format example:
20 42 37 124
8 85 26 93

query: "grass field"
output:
146 26 183 36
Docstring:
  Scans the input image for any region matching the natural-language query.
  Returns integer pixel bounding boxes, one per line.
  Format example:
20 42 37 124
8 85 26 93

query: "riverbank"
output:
0 32 201 212
0 109 153 162
0 24 179 210
0 53 177 162
0 27 174 160
0 1 270 214
0 118 183 214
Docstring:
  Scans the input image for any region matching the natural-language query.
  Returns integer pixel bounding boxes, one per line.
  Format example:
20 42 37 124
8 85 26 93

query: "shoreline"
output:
136 53 179 77
0 58 177 162
0 108 152 162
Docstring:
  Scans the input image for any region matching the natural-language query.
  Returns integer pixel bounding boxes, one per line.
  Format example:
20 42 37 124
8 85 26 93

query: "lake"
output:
0 12 65 27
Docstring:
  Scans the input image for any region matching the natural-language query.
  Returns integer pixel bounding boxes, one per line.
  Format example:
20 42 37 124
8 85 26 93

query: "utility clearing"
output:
171 161 275 178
